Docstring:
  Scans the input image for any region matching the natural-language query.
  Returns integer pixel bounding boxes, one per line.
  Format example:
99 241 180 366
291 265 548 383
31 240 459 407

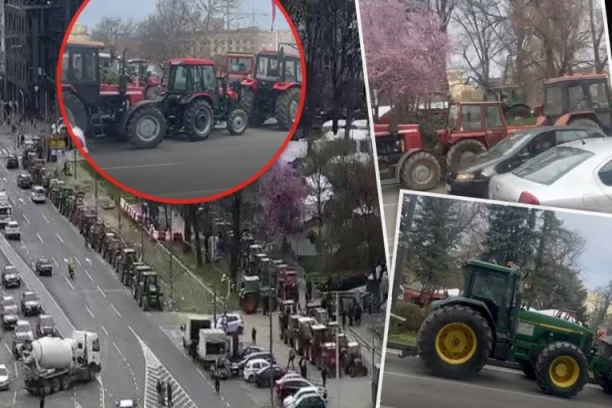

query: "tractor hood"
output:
518 309 592 337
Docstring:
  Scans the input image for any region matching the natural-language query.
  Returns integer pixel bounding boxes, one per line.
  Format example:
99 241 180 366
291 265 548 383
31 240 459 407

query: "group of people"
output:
156 378 174 406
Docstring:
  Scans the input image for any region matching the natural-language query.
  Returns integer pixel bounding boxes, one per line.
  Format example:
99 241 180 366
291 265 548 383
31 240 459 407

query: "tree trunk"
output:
230 191 242 283
189 204 203 266
391 196 417 311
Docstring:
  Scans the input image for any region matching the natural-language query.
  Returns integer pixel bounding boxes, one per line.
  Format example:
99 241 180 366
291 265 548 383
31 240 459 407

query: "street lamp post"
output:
269 265 274 406
335 291 341 408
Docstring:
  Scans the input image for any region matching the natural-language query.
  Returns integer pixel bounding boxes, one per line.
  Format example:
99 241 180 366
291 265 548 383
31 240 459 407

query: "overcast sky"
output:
78 0 290 31
557 211 612 290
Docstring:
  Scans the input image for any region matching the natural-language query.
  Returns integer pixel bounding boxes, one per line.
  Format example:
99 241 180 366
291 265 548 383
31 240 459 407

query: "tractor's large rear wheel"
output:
275 87 301 131
519 360 536 380
446 139 486 170
534 341 588 398
126 106 166 149
62 92 89 136
417 304 492 380
240 89 266 126
184 99 214 141
400 151 441 191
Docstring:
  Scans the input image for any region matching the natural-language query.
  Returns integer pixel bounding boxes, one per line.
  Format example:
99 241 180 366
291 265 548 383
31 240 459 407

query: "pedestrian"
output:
341 310 347 328
167 380 173 407
321 364 327 387
214 369 221 394
39 394 45 408
251 327 257 344
288 346 296 370
156 378 163 405
190 340 197 362
355 304 362 326
262 297 268 315
299 357 307 379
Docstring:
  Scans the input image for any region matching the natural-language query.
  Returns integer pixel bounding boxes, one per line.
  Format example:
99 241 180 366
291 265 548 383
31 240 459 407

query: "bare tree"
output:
592 281 612 329
90 16 136 45
587 0 608 73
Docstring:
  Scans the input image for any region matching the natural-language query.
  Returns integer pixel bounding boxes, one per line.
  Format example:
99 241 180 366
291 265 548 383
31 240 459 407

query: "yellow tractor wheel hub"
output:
434 322 477 365
548 355 580 388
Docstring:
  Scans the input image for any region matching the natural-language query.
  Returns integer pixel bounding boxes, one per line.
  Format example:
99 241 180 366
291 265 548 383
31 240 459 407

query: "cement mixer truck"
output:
21 330 101 396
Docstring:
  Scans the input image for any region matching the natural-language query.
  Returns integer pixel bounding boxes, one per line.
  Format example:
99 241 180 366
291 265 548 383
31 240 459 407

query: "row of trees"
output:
396 195 609 326
361 0 608 110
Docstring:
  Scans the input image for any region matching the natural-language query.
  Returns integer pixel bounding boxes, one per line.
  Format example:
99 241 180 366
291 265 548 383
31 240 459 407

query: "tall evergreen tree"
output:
481 206 538 266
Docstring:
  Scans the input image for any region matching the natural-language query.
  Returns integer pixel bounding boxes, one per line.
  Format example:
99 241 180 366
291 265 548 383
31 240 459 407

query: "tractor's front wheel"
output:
184 99 214 141
417 304 492 380
227 109 249 135
535 341 588 398
240 89 266 126
275 87 301 131
62 92 89 136
446 139 486 170
400 151 441 191
126 106 167 149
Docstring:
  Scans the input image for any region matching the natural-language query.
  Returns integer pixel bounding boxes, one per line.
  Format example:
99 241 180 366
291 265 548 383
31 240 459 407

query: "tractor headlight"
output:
455 173 474 181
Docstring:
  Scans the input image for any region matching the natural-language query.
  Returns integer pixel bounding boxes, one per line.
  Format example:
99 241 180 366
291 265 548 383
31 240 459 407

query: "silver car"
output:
488 138 612 212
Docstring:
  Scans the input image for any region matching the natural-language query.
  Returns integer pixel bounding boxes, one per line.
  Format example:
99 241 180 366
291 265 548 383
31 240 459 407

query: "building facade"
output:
2 0 82 119
187 29 295 57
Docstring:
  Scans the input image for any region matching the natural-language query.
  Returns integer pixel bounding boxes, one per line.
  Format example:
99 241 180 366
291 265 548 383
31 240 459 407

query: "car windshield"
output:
4 266 16 273
5 305 17 312
41 316 54 326
16 323 29 332
39 258 50 264
8 222 18 227
23 293 37 301
488 132 532 156
0 367 7 376
512 146 595 185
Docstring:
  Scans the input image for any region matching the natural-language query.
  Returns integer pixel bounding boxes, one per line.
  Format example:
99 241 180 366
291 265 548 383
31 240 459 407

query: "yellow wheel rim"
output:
434 322 477 365
548 355 580 388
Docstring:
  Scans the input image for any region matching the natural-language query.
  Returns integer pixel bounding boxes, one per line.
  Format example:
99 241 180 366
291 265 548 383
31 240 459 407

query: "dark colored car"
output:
17 173 33 189
6 154 18 169
36 315 56 337
21 291 42 316
277 378 324 403
234 352 275 371
1 265 21 289
446 126 607 198
295 395 326 408
1 297 19 330
255 365 286 388
35 257 53 276
231 345 266 362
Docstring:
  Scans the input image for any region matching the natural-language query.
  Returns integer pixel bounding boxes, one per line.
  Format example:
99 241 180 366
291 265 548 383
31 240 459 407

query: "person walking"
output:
321 364 327 387
287 346 296 370
167 380 173 407
214 368 221 394
39 394 45 408
156 378 163 405
299 356 308 379
251 327 257 344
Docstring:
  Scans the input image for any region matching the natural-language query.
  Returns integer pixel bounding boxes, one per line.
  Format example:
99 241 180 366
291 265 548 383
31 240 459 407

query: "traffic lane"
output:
88 128 289 199
381 354 609 407
3 204 146 404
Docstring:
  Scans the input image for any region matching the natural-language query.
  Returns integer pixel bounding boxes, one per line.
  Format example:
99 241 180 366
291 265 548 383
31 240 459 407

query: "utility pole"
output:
166 205 173 300
140 199 145 261
335 291 340 408
213 285 218 327
94 173 99 215
269 265 274 406
117 192 122 234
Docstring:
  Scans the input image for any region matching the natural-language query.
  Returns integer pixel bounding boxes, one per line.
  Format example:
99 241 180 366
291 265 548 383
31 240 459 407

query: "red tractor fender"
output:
118 99 160 134
554 111 600 126
241 77 257 92
61 83 77 94
394 148 435 182
272 82 299 92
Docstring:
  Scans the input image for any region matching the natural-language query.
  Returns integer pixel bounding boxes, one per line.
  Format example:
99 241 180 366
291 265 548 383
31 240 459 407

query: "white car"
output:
216 313 244 335
282 383 327 407
14 320 34 342
0 363 9 390
3 221 20 240
30 186 46 203
243 358 272 382
115 400 137 408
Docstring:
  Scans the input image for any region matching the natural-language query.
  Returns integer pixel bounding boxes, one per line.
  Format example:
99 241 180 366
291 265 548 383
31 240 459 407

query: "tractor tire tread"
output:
275 87 301 131
400 151 441 191
446 139 486 170
126 105 166 149
240 90 266 126
534 341 588 398
184 99 214 141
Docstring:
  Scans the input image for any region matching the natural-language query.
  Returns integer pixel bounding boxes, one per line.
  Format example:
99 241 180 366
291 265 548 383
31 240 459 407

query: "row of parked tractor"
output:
376 74 612 192
43 180 164 311
62 39 303 149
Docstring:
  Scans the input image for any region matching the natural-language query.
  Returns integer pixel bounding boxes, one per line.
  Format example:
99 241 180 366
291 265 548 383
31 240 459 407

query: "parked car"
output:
233 345 266 362
1 265 21 289
235 352 275 371
284 386 327 408
277 378 326 404
447 126 606 198
3 221 20 240
6 154 18 169
489 138 612 212
255 365 286 388
0 363 9 390
274 372 304 395
21 291 42 316
115 400 137 408
36 315 57 337
30 186 46 203
14 320 34 342
16 173 33 189
293 395 326 408
217 313 244 335
243 358 272 382
35 257 53 276
1 297 19 330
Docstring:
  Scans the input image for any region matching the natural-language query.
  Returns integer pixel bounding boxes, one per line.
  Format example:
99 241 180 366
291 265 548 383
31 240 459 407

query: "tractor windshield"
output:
467 266 514 330
543 85 564 117
227 56 253 74
62 46 99 83
447 105 459 129
255 56 282 79
167 64 217 94
588 82 610 108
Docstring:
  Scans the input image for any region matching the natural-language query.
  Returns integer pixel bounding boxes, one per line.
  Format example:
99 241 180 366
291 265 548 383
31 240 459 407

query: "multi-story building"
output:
187 28 295 57
2 0 82 119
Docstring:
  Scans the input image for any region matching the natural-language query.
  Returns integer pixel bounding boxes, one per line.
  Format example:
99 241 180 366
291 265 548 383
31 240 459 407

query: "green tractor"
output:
415 259 603 398
239 275 260 314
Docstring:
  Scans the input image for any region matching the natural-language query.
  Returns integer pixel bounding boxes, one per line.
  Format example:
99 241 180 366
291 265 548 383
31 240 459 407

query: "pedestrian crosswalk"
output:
0 148 11 157
145 365 198 408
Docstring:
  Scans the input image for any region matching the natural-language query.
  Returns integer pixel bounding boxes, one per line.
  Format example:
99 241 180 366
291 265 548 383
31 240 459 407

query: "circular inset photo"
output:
57 0 306 203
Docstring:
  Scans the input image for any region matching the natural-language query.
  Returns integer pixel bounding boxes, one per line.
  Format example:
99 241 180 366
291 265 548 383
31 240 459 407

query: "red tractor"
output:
61 39 157 147
240 43 302 130
118 57 249 144
126 58 163 99
220 52 255 92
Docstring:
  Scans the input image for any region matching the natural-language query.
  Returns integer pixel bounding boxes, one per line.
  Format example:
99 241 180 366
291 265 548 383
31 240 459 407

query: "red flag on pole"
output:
271 0 276 31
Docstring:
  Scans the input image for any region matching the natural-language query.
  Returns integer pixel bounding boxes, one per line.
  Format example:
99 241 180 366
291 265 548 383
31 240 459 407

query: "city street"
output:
88 123 291 200
380 352 610 408
0 133 256 407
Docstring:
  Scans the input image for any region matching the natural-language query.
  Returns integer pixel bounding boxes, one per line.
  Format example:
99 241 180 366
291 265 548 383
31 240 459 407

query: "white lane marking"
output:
3 343 10 354
56 233 64 243
110 304 122 318
13 361 17 378
41 213 49 223
12 389 16 406
75 258 82 266
36 233 43 243
101 326 109 336
97 286 107 298
22 214 30 224
113 342 126 359
85 305 95 318
103 162 179 171
51 257 58 267
18 198 25 205
86 258 92 265
84 270 94 281
63 275 75 291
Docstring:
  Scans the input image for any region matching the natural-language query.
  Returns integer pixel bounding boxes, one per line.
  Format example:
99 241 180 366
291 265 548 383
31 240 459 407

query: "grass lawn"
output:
387 330 417 346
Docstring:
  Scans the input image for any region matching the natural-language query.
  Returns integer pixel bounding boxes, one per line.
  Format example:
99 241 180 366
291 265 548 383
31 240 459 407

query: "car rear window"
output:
512 146 595 185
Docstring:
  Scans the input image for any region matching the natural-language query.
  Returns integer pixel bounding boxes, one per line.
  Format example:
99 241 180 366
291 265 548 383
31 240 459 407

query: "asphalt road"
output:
88 123 289 200
380 352 610 408
0 136 258 407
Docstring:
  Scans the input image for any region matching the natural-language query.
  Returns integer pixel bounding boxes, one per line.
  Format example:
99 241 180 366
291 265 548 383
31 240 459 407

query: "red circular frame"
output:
56 0 307 205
